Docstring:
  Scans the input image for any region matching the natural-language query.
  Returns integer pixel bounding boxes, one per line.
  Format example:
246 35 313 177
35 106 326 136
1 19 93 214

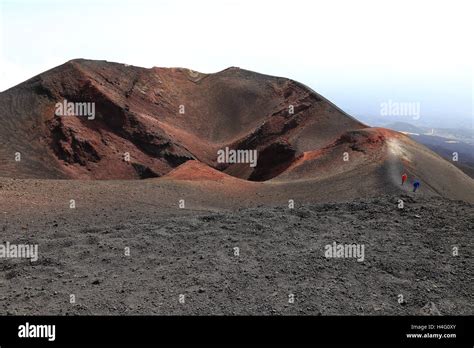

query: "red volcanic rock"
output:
164 160 248 183
0 59 364 180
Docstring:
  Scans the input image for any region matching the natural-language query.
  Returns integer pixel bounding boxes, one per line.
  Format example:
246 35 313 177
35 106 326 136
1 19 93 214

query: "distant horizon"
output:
1 0 472 129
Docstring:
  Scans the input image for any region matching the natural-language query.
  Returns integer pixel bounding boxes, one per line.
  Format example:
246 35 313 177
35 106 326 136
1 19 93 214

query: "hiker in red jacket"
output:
401 173 408 185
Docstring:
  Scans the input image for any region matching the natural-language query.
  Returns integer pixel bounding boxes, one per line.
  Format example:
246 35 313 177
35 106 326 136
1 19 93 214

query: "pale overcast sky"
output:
0 0 472 128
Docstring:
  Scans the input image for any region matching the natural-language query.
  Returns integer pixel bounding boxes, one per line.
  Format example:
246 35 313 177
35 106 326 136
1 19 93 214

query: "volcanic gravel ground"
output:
0 195 472 315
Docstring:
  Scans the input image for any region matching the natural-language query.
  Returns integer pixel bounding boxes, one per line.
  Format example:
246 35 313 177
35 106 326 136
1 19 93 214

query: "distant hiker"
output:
413 181 420 192
401 173 407 185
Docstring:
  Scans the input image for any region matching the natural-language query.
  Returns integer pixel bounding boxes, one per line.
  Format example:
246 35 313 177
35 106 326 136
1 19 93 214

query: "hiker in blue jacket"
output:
413 181 420 192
